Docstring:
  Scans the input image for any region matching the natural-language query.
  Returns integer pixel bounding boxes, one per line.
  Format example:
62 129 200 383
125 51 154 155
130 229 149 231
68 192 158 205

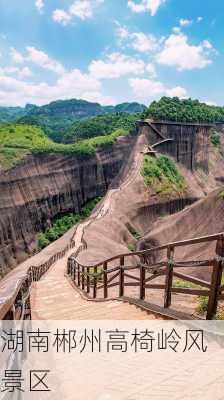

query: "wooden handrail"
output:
69 232 224 269
0 240 76 320
68 232 224 320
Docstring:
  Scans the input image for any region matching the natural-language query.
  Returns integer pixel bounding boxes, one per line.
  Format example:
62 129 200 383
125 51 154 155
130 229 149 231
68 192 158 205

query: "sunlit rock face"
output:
139 121 210 172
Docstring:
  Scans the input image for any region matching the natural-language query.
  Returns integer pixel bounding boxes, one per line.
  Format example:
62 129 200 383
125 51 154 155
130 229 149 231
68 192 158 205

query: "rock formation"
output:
139 120 211 171
0 135 135 275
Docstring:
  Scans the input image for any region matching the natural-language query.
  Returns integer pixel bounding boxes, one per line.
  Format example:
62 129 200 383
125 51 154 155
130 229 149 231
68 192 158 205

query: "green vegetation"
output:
63 112 138 143
143 97 224 123
0 106 26 123
86 266 104 283
141 155 187 195
127 243 136 252
110 102 146 114
219 190 224 200
0 124 130 169
128 225 142 241
38 197 101 250
0 148 29 170
197 296 209 315
215 309 224 320
38 233 50 249
17 99 145 142
211 132 221 147
173 280 198 289
196 275 224 317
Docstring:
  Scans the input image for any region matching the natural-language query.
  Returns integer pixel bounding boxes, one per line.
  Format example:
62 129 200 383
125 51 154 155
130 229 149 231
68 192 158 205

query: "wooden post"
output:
164 246 174 308
73 260 76 281
93 266 98 299
82 266 85 290
140 264 146 300
207 236 224 320
87 267 90 294
77 263 80 287
119 256 125 297
103 262 108 299
67 259 70 275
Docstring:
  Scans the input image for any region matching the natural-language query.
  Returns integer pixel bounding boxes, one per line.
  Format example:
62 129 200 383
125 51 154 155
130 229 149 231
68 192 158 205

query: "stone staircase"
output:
31 248 159 320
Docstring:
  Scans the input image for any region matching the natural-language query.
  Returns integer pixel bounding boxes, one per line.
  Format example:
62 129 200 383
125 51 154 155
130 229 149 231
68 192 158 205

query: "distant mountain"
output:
103 102 146 114
0 106 26 123
22 99 146 118
15 99 146 142
112 102 146 114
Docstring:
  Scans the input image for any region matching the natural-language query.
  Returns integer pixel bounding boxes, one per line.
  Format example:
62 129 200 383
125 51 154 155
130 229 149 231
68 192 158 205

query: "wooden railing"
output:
67 233 224 320
1 240 76 320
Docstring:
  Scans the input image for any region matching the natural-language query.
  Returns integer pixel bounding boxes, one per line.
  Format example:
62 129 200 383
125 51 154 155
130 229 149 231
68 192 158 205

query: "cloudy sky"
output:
0 0 222 107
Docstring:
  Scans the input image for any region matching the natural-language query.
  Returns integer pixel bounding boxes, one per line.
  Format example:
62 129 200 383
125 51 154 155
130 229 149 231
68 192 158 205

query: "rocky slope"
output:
0 135 135 276
76 132 224 269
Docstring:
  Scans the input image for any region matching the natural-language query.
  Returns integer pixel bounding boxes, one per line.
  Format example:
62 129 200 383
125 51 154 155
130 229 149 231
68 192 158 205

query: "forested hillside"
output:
0 106 26 123
0 124 131 170
63 112 138 143
16 99 146 142
143 97 224 123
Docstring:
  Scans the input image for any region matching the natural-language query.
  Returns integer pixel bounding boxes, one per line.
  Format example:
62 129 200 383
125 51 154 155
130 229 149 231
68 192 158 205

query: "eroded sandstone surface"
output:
0 135 135 275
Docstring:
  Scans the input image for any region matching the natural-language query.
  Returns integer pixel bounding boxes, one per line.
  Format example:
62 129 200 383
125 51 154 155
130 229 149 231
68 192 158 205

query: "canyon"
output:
1 119 223 280
0 135 135 276
0 118 224 322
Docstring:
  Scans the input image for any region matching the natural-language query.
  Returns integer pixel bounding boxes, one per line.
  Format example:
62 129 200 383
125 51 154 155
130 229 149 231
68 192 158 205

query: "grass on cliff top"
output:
0 124 129 170
141 154 187 195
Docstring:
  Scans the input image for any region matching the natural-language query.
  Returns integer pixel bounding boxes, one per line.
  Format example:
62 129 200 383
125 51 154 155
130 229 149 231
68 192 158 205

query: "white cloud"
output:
26 46 65 75
0 66 115 106
156 32 213 70
35 0 44 12
70 0 93 20
202 40 212 49
10 48 24 64
129 77 186 99
116 24 158 53
52 0 104 25
0 43 117 106
18 67 33 79
132 32 158 52
166 86 187 97
116 25 129 41
56 69 100 94
129 78 165 97
0 66 33 80
52 10 72 26
197 17 203 22
172 27 181 34
89 53 145 79
146 63 157 78
127 0 166 16
179 18 192 27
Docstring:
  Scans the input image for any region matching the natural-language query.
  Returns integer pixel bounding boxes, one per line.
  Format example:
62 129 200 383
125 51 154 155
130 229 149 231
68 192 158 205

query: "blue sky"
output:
0 0 222 107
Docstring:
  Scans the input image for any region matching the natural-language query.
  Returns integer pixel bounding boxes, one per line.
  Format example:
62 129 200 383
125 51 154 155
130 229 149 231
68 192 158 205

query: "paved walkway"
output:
29 133 224 399
31 248 156 320
23 317 224 400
